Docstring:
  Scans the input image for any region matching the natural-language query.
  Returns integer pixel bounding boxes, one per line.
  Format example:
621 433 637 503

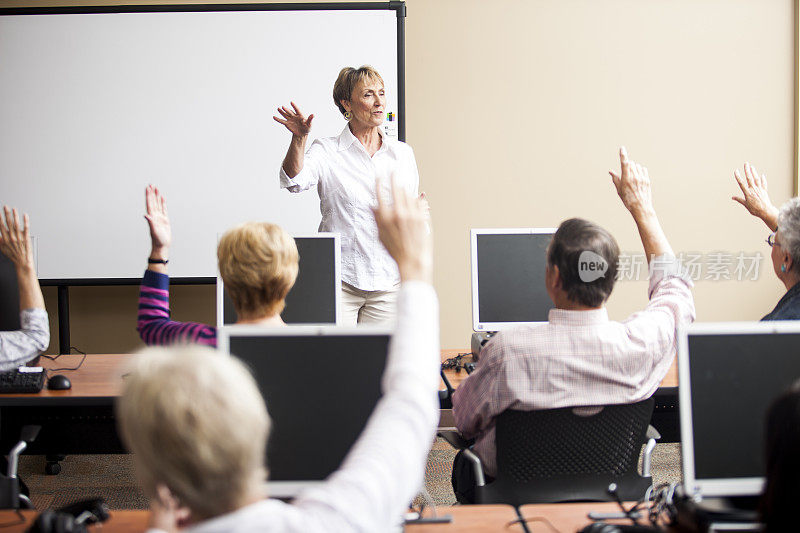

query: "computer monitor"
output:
216 233 341 326
0 251 21 331
678 321 800 499
216 326 390 498
470 228 556 331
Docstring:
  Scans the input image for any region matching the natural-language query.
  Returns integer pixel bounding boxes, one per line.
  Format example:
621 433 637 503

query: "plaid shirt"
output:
452 255 695 477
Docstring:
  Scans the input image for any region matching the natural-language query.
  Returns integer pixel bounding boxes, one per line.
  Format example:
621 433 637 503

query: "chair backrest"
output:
495 397 655 483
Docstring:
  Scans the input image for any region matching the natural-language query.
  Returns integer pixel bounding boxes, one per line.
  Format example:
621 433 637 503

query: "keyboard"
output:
0 368 45 393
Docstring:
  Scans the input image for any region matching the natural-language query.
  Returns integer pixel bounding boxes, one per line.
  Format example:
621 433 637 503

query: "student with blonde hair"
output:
119 181 439 532
136 185 298 347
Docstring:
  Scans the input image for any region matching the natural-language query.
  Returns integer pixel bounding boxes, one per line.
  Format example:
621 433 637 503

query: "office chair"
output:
441 398 658 506
0 425 41 509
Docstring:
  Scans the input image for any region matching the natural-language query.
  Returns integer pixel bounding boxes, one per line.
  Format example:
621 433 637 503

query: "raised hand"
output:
609 146 654 218
732 162 779 230
0 206 34 271
144 185 171 258
609 147 672 260
373 177 433 284
273 102 314 137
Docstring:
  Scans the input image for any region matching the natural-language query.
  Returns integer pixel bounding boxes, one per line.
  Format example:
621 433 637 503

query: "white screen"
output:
0 7 399 280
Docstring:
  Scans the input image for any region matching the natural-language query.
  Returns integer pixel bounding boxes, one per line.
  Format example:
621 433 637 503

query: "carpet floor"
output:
18 441 682 510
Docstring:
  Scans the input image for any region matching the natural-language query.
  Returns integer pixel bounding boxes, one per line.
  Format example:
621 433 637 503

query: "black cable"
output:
508 516 561 532
0 509 25 527
46 346 87 373
441 352 475 373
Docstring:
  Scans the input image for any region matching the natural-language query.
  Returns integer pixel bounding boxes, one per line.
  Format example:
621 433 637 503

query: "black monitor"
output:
217 234 340 326
216 326 390 497
0 251 20 331
678 322 800 498
470 228 556 331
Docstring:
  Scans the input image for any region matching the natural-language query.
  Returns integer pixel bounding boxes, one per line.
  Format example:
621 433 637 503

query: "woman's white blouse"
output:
279 125 419 291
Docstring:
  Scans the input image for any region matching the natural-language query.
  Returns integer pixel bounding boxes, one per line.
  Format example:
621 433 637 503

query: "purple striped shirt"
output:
137 269 217 348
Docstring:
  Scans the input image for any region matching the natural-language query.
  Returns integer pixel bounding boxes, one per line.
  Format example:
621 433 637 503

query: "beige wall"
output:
7 0 795 352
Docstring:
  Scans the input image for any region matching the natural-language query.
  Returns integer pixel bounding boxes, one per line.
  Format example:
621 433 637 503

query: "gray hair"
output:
116 346 269 520
777 197 800 271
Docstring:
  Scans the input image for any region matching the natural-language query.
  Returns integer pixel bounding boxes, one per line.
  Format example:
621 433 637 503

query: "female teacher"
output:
274 65 421 325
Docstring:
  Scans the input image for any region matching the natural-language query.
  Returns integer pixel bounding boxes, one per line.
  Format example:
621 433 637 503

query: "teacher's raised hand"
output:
273 102 314 138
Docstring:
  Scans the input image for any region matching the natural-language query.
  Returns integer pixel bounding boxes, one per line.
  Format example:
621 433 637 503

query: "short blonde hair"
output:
332 65 384 115
217 222 298 320
116 345 269 520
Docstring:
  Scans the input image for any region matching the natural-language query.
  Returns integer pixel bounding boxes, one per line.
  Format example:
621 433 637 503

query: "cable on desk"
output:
43 346 87 373
441 352 474 373
0 509 25 528
507 515 561 532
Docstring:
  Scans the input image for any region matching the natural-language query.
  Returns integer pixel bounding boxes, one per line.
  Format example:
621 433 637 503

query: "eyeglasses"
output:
767 231 780 247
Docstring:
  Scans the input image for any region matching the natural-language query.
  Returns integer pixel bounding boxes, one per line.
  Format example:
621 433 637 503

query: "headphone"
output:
26 498 109 533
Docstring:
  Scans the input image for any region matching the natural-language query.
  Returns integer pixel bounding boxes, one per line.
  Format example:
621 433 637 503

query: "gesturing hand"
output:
144 185 171 256
373 177 433 284
0 206 34 272
609 147 654 218
732 162 779 228
273 102 314 137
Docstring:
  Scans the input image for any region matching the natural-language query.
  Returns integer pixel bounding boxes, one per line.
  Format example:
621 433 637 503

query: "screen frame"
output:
678 320 800 499
470 227 556 332
216 232 341 328
216 324 392 498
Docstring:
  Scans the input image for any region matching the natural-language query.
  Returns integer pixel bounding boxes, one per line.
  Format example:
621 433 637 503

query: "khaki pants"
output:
340 282 399 325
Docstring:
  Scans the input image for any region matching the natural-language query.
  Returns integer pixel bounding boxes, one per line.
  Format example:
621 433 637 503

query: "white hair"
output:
116 345 269 520
778 197 800 272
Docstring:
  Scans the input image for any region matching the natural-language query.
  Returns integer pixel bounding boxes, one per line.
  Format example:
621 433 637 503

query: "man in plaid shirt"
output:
451 148 696 502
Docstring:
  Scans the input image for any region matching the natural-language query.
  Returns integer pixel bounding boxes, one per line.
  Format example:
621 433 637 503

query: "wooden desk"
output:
1 354 130 404
407 505 525 532
0 354 130 455
0 504 650 532
519 502 647 531
0 509 149 532
0 506 527 532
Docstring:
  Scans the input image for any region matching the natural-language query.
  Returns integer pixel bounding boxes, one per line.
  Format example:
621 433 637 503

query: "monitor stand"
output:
471 332 495 360
675 495 760 531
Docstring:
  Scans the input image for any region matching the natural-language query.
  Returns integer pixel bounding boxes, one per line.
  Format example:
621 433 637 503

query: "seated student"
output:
731 163 800 320
117 181 438 532
0 206 49 368
451 148 696 503
760 379 800 532
137 185 298 347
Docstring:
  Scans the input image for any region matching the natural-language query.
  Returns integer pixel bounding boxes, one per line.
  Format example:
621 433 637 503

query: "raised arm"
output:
294 178 439 530
274 102 314 179
609 147 672 262
0 207 44 311
144 185 171 275
137 186 215 347
0 207 49 364
732 162 780 231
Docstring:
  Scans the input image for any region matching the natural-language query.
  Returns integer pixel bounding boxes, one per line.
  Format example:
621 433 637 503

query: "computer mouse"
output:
47 374 72 390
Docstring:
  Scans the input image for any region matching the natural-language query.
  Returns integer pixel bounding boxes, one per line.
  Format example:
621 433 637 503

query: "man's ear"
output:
546 264 561 290
784 249 794 273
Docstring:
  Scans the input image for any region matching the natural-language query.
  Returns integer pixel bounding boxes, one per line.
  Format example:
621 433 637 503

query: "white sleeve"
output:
407 144 420 197
278 140 327 193
0 308 50 370
292 281 440 531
